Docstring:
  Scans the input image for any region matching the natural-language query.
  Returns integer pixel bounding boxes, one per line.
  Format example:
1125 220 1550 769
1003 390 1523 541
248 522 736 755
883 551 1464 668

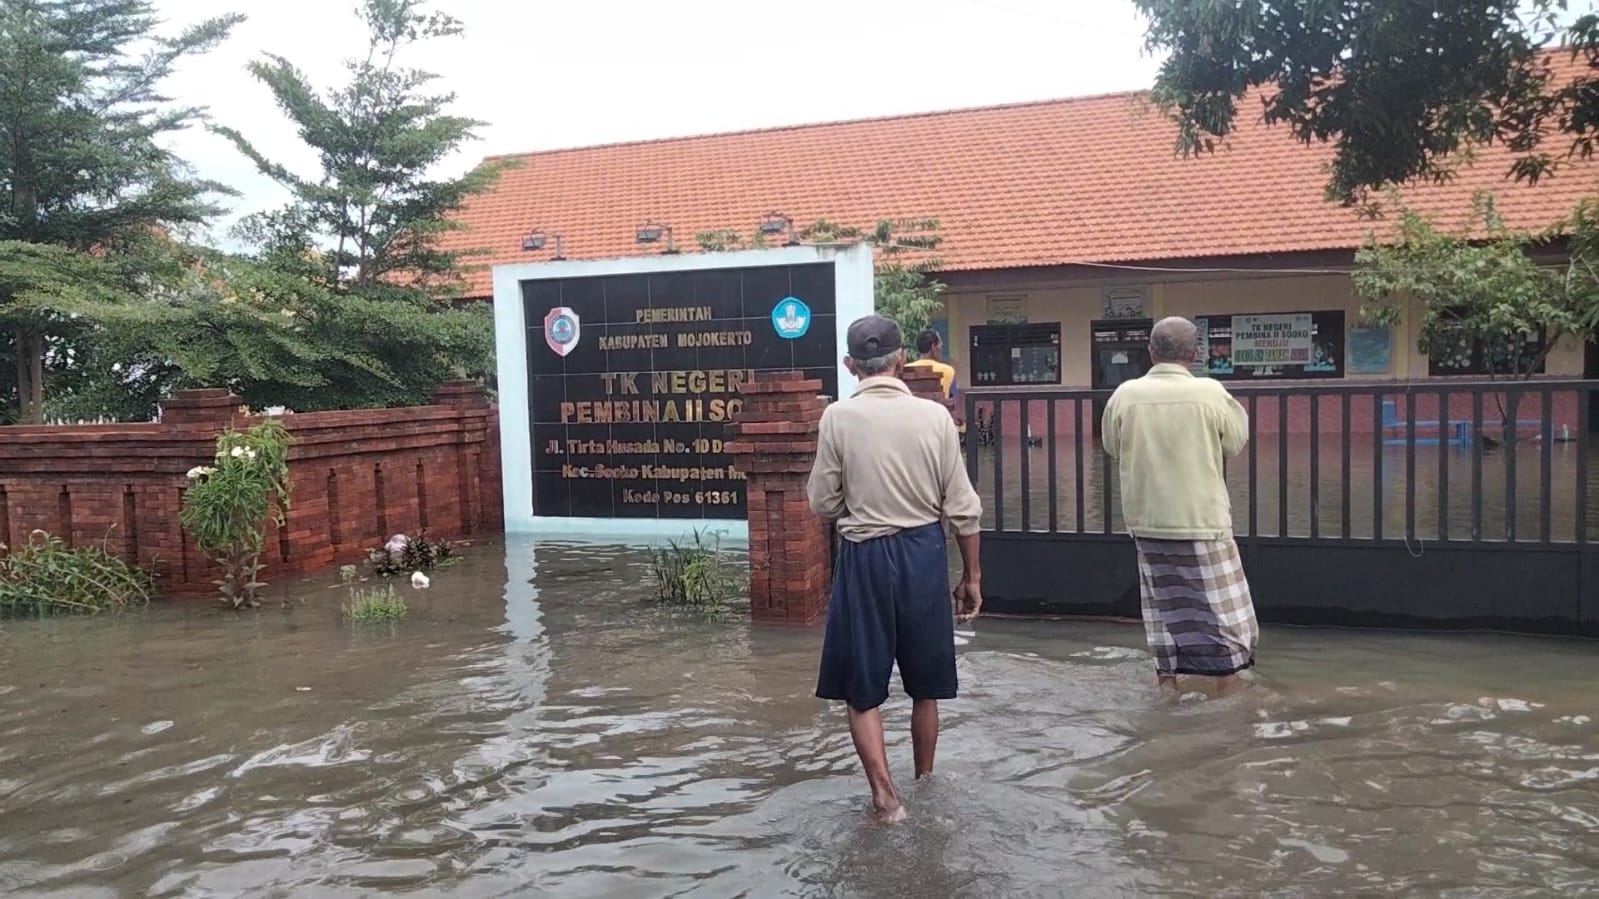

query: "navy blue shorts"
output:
815 523 957 712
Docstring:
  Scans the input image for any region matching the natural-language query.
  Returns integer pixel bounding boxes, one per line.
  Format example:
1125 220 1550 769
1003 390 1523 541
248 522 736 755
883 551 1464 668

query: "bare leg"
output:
911 699 939 779
847 706 905 823
1156 674 1180 697
1214 673 1245 696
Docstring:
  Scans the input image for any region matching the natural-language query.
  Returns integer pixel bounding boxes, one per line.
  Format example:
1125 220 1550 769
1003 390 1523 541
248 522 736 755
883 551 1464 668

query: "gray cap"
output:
846 314 903 360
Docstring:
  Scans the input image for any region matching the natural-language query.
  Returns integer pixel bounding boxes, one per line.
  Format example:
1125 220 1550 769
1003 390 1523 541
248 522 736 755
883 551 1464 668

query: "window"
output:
1193 310 1346 380
1426 330 1547 376
969 323 1061 386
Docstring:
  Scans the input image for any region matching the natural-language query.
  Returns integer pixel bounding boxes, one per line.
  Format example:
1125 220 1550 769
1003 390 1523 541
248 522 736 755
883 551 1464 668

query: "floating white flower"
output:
410 571 430 589
186 465 216 480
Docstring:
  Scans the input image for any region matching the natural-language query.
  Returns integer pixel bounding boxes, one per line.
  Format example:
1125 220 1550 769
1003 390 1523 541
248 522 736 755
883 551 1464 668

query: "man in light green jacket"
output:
1102 316 1257 695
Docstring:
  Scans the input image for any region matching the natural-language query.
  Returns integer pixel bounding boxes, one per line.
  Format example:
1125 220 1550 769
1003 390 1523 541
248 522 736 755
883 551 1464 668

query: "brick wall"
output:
0 383 501 596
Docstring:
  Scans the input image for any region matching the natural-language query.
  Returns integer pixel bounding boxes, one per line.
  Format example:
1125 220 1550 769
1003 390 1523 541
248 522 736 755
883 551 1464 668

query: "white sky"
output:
156 0 1162 245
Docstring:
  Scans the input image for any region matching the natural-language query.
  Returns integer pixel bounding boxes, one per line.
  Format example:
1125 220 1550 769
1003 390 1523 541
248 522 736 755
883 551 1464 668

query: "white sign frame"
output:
491 243 876 537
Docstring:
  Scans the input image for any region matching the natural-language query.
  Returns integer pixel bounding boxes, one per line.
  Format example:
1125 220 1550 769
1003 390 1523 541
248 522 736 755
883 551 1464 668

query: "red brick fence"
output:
0 383 502 596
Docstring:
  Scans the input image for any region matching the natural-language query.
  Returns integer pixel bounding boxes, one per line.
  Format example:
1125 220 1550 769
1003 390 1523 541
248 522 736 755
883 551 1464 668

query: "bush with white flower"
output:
179 420 292 608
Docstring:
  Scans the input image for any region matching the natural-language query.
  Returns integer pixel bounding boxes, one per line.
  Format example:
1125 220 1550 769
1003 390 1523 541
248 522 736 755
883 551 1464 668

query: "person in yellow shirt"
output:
906 329 965 433
1101 316 1255 697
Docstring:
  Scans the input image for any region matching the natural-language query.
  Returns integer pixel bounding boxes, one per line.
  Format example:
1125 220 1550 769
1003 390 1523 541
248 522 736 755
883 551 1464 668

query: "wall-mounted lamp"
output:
635 221 677 254
758 211 798 245
521 229 566 260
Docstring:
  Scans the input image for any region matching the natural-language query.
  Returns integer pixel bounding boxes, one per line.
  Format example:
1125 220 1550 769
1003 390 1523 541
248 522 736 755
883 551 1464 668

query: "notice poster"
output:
1230 313 1314 366
1192 310 1345 379
1191 317 1212 375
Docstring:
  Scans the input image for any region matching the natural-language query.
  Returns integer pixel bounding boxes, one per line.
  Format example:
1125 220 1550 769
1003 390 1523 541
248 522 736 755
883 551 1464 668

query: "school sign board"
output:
492 245 875 535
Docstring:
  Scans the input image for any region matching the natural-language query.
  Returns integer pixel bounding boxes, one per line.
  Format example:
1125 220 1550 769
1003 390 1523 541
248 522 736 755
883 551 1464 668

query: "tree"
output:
46 248 495 420
0 1 242 422
1354 193 1599 456
215 0 506 301
694 217 948 351
1133 0 1598 203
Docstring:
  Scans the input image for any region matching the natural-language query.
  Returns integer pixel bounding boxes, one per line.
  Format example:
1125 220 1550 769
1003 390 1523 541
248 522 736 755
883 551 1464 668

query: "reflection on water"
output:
978 437 1599 541
1 540 1596 896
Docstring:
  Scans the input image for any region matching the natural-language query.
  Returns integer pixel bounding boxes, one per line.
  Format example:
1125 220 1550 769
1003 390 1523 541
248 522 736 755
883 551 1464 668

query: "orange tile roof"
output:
443 75 1595 298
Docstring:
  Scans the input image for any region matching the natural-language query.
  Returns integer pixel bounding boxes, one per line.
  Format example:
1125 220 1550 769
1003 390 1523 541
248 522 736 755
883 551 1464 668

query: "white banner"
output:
1230 313 1313 366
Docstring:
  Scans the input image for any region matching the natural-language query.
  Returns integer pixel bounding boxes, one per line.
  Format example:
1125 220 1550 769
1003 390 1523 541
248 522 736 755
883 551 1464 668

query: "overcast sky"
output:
156 0 1162 245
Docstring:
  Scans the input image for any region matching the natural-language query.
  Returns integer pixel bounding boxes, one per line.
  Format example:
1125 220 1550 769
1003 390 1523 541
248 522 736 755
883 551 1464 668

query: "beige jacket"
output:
1102 363 1249 541
807 376 982 542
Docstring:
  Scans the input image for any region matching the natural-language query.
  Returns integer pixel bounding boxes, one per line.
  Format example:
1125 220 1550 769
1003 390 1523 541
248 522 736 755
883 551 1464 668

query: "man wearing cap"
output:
806 314 984 824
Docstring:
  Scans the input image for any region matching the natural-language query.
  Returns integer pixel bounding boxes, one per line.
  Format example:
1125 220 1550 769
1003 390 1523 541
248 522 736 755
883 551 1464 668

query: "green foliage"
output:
0 241 140 423
647 529 740 616
215 0 508 298
0 530 153 615
1134 0 1598 203
178 420 292 608
1354 192 1599 382
694 217 947 346
368 534 456 577
50 248 495 420
343 583 409 622
143 0 505 419
0 1 242 422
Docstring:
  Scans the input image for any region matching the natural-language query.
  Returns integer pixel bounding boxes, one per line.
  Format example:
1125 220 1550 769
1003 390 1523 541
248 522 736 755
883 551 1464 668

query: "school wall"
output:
937 269 1584 437
0 384 503 596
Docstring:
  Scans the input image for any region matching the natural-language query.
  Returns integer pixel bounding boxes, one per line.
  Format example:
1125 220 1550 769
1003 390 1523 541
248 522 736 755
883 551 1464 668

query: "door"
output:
1090 320 1153 434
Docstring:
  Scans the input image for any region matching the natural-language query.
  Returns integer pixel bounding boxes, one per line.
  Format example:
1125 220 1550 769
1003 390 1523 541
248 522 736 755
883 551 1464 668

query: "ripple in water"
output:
0 538 1593 896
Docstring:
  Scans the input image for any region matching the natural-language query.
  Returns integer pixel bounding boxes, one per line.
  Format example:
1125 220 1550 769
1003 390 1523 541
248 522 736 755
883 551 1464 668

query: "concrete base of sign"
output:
514 517 748 543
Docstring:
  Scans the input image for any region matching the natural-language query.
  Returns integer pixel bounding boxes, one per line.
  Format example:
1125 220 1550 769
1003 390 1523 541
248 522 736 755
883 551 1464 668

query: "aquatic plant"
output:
343 583 409 622
179 419 292 609
368 533 456 578
0 530 153 614
647 529 740 616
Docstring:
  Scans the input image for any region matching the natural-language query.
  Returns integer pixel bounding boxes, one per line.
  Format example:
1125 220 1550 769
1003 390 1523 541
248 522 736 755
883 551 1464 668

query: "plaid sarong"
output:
1134 537 1258 677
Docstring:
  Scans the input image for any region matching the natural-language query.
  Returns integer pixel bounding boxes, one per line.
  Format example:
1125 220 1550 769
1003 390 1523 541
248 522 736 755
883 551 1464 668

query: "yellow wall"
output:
942 273 1583 388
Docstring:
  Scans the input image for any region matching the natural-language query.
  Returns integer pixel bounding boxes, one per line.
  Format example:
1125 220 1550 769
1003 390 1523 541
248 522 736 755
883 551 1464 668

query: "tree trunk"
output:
14 331 43 425
1502 389 1520 538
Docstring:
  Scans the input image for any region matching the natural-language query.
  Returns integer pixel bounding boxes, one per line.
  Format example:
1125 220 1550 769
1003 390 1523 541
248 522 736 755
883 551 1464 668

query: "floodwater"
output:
2 539 1597 897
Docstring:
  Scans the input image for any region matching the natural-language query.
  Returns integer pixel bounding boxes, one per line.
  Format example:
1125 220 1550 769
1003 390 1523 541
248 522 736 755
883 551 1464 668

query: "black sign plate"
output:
523 263 839 519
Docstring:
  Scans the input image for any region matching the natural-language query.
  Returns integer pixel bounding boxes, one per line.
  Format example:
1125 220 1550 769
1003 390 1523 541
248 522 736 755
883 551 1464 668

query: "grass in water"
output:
647 529 740 617
0 530 153 615
342 584 409 622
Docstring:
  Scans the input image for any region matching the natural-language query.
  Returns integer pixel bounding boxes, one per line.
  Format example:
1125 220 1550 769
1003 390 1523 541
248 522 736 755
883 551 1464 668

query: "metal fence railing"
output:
964 379 1595 546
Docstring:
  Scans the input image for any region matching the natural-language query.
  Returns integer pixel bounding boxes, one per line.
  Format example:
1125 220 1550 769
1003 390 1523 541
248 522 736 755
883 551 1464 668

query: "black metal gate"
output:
964 380 1599 637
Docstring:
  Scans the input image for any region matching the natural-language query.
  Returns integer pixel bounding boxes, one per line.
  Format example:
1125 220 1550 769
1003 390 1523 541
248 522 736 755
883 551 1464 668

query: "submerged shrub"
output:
647 529 740 616
368 533 455 578
0 530 153 614
179 419 292 609
343 583 409 622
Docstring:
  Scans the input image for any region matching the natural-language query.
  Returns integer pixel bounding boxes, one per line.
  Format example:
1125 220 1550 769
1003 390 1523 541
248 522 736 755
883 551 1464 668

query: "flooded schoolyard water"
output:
1 538 1596 897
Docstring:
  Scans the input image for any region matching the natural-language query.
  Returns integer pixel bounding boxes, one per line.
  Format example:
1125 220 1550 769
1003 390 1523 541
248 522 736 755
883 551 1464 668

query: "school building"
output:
440 78 1596 404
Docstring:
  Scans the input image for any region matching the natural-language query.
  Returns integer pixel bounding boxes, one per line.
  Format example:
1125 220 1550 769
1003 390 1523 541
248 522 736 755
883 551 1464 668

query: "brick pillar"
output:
432 380 490 410
432 381 493 535
725 372 831 626
901 366 958 421
159 388 242 429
